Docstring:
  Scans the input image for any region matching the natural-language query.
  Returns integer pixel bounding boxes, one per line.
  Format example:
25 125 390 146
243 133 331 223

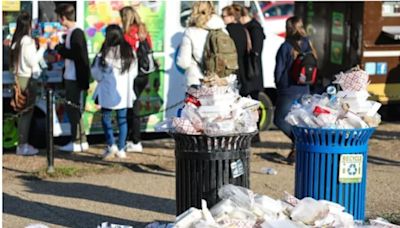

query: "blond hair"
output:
119 6 143 33
189 1 215 28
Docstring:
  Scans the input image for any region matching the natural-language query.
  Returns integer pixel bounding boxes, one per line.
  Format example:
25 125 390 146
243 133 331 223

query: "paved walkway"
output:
3 123 400 227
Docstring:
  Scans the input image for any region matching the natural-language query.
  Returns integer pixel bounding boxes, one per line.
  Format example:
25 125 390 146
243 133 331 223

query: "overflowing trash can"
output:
292 126 375 220
173 132 255 215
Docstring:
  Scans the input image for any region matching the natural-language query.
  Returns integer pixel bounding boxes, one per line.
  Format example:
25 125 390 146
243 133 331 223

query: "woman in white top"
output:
176 1 226 87
10 11 47 156
91 24 137 159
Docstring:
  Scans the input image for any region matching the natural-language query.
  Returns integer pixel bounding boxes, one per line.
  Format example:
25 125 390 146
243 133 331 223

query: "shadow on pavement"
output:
372 129 400 141
21 179 175 215
55 152 175 177
3 193 155 227
251 140 292 150
368 155 400 167
256 152 290 165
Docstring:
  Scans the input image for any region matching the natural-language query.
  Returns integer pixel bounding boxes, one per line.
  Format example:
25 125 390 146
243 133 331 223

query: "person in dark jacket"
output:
274 16 317 164
221 5 247 95
239 5 265 99
52 4 90 152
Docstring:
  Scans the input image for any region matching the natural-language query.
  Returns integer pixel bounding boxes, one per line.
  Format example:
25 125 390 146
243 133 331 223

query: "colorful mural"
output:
83 1 166 133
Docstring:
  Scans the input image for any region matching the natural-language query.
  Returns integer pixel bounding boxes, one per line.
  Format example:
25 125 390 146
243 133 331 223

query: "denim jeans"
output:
273 94 303 143
101 108 128 150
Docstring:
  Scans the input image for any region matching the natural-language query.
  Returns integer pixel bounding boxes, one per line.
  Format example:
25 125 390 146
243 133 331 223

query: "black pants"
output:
128 75 148 143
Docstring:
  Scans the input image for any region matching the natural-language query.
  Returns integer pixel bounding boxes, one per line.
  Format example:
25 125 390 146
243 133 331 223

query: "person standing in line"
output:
10 11 47 155
176 1 226 88
91 24 137 159
239 5 266 143
119 6 152 153
274 16 317 164
52 4 90 152
238 5 265 100
221 5 248 95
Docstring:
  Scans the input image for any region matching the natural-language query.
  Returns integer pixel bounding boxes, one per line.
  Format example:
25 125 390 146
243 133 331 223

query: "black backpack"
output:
137 40 158 75
291 52 318 85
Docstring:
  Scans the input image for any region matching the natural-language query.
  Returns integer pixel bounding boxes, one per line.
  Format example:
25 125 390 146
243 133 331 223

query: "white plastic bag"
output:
290 197 329 225
218 184 255 210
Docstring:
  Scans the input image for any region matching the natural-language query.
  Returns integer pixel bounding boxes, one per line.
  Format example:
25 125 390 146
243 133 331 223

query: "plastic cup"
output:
50 35 59 44
38 37 48 46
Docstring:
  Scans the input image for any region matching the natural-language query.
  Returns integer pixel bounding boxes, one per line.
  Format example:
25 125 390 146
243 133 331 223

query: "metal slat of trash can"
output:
292 126 375 220
173 133 255 215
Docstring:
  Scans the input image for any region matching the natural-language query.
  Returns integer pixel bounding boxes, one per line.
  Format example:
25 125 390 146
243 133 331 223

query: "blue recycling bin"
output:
292 126 375 220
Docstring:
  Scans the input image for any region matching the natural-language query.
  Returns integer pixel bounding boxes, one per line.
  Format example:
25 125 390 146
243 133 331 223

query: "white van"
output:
2 0 285 148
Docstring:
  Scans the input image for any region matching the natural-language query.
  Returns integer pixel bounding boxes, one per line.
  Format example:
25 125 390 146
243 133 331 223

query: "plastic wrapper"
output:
218 184 255 210
96 222 133 228
363 113 381 127
218 218 256 228
333 68 369 91
175 207 203 228
369 217 400 228
201 199 218 226
172 117 201 135
260 219 308 228
204 120 235 136
210 199 237 221
290 197 329 225
198 105 232 121
233 109 258 134
330 212 354 228
253 194 283 219
181 104 204 131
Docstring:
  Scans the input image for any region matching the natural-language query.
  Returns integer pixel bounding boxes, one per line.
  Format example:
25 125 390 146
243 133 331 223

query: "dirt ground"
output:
3 122 400 224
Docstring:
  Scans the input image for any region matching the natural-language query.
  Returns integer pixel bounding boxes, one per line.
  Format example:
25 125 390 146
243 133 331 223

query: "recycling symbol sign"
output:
348 164 357 175
339 154 363 183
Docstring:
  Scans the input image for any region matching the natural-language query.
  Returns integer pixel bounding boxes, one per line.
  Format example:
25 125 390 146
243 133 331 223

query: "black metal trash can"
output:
173 133 255 215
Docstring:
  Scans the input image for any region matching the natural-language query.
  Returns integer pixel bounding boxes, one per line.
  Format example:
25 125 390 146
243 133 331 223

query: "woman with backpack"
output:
91 24 137 159
119 6 153 153
10 11 47 156
274 16 317 164
176 1 227 87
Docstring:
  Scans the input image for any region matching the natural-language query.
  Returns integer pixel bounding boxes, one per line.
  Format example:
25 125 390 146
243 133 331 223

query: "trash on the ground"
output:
156 75 259 136
260 167 278 175
147 184 400 228
285 67 382 129
369 217 400 228
96 222 133 228
25 224 49 228
145 222 175 228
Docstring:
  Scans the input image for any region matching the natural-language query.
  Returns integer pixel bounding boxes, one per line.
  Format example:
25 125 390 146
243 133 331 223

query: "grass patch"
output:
30 163 125 179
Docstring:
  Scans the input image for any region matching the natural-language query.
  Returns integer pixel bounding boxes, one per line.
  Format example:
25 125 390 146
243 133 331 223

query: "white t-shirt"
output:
63 26 78 81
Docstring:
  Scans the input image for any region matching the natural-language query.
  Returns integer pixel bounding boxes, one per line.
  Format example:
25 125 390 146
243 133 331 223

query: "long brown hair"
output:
10 11 32 72
285 16 317 59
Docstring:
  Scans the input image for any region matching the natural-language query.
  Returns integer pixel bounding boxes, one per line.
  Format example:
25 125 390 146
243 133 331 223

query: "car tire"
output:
258 92 274 131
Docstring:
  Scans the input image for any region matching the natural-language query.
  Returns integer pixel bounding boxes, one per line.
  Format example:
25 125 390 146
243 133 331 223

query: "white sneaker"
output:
16 144 39 156
59 142 89 152
116 149 127 159
125 141 143 153
102 145 118 159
